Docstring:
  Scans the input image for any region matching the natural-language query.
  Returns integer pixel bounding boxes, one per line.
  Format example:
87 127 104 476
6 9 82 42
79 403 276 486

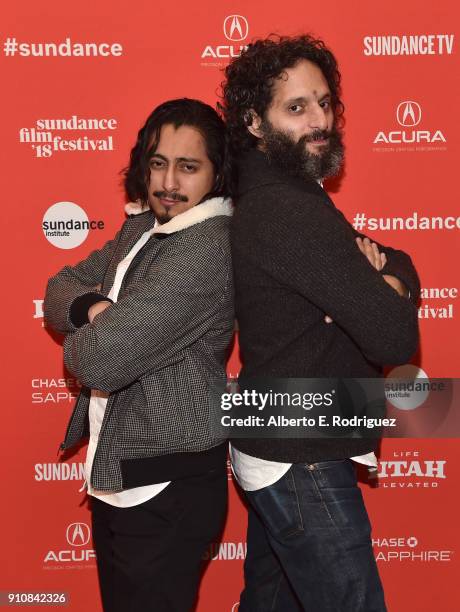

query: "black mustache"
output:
153 191 188 202
303 130 330 143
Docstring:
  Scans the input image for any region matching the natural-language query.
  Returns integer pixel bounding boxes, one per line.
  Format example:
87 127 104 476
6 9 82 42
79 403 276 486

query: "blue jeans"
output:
239 460 387 612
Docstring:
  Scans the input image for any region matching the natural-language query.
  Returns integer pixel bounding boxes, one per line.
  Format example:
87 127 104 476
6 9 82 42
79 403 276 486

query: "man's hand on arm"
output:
355 237 386 271
324 236 408 323
88 300 112 323
328 200 420 303
381 274 409 298
356 237 410 297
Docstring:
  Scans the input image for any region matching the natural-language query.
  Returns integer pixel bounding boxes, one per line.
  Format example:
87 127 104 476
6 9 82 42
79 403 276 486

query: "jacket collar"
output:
124 201 151 216
124 196 232 235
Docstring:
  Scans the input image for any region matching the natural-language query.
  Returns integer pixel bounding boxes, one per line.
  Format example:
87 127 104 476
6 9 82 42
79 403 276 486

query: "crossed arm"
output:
45 230 231 392
323 236 408 324
236 185 420 365
44 228 123 335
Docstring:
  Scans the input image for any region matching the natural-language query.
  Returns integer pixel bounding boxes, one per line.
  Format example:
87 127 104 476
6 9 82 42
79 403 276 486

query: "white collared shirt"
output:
229 445 377 492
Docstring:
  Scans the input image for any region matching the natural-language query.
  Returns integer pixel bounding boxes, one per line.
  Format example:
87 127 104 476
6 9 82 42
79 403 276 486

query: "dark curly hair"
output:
219 34 344 152
124 98 232 203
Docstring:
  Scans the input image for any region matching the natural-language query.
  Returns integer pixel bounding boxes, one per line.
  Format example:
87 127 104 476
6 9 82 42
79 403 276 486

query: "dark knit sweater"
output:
231 149 420 463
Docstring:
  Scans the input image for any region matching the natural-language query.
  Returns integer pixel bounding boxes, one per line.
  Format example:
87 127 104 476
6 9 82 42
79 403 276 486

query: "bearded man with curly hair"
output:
221 35 420 611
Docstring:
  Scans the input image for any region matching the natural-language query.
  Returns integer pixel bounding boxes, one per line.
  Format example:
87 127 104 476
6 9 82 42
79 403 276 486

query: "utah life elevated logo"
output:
201 15 249 67
370 449 446 489
373 100 447 152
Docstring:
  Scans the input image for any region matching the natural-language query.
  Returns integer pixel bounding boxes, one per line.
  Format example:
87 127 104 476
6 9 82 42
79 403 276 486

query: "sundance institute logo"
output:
42 201 104 249
385 365 430 410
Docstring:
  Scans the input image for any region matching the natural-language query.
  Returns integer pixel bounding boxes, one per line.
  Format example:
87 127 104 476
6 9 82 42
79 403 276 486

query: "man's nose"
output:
163 166 179 193
308 104 329 132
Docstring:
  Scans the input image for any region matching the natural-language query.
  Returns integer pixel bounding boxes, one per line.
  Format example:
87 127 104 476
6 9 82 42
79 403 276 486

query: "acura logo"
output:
223 15 249 41
396 101 422 127
66 522 91 547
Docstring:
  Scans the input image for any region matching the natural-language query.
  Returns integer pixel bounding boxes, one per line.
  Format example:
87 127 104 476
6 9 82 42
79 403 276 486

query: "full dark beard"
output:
261 121 345 182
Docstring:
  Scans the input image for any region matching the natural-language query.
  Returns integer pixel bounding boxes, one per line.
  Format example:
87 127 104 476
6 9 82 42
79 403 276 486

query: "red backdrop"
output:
1 0 459 610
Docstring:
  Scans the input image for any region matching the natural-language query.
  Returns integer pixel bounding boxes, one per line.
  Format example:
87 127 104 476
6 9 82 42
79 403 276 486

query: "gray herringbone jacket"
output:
44 197 233 491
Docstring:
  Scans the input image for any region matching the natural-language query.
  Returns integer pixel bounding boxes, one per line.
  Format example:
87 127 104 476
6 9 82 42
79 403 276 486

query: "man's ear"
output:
245 109 263 139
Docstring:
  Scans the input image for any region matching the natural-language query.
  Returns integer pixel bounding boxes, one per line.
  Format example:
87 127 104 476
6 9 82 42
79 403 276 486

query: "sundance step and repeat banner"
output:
1 0 459 610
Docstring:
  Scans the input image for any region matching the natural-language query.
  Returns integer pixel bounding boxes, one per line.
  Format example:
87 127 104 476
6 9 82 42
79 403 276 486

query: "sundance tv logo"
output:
373 101 447 152
43 522 96 566
42 202 104 249
363 34 454 56
201 15 249 66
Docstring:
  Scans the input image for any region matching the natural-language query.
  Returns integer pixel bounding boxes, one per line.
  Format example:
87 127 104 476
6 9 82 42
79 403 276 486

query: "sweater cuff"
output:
69 293 114 328
382 272 412 299
380 267 419 304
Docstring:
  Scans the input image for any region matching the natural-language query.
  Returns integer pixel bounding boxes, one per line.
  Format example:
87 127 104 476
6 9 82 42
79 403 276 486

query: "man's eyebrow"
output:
150 153 168 161
176 157 202 164
285 93 331 105
285 96 309 106
150 153 202 163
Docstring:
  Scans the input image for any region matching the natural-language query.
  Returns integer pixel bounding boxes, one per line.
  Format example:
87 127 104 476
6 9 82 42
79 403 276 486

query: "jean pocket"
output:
307 458 351 470
307 459 357 488
306 462 372 534
246 468 304 539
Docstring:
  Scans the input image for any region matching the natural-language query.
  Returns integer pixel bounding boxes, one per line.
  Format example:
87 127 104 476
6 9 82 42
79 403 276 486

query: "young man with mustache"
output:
45 98 233 611
221 35 420 611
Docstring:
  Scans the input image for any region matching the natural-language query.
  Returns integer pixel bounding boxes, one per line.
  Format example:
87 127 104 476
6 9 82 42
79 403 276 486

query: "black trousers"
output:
91 467 228 612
